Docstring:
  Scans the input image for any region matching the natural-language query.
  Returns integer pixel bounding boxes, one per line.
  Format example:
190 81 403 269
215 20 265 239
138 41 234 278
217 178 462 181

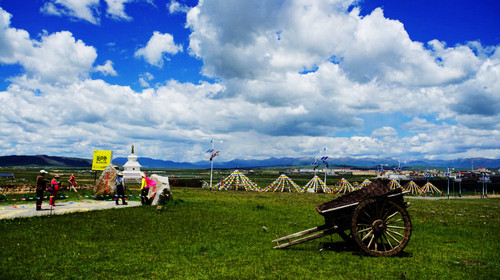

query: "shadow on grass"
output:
318 241 412 258
319 241 358 253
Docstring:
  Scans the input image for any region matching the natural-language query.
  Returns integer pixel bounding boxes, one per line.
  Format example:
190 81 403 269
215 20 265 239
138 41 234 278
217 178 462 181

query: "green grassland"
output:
1 188 499 279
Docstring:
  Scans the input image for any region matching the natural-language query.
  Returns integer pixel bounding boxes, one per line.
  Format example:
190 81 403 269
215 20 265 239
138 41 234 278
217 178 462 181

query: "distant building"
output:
389 174 409 180
352 170 377 176
337 168 352 174
299 169 316 174
477 167 489 173
0 173 14 179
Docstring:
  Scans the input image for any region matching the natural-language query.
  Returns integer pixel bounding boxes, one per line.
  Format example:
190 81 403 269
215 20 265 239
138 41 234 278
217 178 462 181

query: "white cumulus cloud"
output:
104 0 132 21
168 0 191 14
40 0 148 24
135 31 183 67
94 60 118 76
0 8 97 84
41 0 100 24
372 127 398 138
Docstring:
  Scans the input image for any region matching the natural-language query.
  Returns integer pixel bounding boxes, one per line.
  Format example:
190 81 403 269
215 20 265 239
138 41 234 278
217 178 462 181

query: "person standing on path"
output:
36 170 50 211
49 174 61 206
68 173 78 192
140 172 148 205
140 172 155 205
115 172 127 205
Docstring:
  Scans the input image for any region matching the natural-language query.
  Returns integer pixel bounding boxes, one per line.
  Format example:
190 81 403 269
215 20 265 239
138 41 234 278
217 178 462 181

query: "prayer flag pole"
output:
207 139 223 189
311 156 318 176
321 148 328 187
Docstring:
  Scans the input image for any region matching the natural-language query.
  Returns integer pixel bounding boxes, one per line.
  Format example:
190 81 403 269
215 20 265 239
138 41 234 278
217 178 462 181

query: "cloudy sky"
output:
0 0 499 163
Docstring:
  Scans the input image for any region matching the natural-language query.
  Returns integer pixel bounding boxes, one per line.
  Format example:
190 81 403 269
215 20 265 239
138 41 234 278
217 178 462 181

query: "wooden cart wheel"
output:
351 197 411 257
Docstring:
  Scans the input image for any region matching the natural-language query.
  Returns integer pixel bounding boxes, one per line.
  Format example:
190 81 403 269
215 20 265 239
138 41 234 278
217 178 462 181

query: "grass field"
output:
0 188 498 279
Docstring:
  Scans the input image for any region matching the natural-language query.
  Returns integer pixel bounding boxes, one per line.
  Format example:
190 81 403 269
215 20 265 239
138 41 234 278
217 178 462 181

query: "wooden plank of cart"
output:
272 180 412 257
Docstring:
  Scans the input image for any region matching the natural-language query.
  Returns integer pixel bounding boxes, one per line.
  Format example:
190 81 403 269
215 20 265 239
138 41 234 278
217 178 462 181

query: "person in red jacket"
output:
49 174 61 206
68 173 78 192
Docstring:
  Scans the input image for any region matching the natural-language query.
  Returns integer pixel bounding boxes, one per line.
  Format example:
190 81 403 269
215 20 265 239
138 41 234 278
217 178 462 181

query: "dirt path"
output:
0 200 141 220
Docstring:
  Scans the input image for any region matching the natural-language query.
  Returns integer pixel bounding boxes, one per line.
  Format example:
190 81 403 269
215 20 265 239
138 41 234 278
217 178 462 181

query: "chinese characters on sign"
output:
92 150 112 171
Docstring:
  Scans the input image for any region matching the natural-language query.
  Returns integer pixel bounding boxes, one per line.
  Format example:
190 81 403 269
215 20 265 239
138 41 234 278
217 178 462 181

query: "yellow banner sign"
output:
92 150 112 171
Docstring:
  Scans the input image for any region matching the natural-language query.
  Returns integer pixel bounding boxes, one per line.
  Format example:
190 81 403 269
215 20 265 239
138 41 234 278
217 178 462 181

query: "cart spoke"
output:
357 213 371 224
367 234 375 249
386 218 404 225
357 227 372 234
378 201 388 220
362 209 373 221
384 211 400 222
383 233 394 249
386 231 402 244
379 235 387 251
381 202 395 219
387 225 406 230
387 229 405 238
380 207 393 222
361 230 373 242
356 223 371 227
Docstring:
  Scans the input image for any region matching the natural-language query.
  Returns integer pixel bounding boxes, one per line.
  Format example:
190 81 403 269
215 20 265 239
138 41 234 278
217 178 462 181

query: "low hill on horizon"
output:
0 155 92 168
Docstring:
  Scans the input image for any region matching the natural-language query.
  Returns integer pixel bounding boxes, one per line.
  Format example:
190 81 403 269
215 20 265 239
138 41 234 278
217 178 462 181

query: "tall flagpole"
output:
207 139 222 189
312 156 318 176
321 148 328 187
210 143 214 189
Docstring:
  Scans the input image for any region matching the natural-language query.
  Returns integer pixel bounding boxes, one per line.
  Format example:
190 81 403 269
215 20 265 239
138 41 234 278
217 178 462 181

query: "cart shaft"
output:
273 226 338 249
272 225 327 244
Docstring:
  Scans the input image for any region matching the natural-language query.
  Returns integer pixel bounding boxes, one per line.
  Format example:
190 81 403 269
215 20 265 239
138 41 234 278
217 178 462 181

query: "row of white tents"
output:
213 169 442 195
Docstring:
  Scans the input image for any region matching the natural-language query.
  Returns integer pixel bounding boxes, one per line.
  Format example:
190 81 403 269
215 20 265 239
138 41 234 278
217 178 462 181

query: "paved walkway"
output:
0 200 141 220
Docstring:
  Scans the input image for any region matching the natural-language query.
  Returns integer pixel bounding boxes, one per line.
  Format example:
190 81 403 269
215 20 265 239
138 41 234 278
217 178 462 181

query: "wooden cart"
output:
272 180 412 256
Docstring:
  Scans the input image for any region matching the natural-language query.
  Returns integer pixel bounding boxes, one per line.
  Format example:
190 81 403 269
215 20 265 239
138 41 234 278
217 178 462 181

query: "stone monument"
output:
123 145 142 183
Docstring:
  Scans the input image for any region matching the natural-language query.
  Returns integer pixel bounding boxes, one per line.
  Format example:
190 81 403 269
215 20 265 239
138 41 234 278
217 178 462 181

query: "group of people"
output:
140 172 156 205
118 171 172 206
35 169 169 210
114 171 153 205
35 170 78 211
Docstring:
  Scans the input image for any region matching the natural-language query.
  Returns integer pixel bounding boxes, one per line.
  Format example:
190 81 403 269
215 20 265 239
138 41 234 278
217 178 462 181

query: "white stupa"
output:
123 145 142 183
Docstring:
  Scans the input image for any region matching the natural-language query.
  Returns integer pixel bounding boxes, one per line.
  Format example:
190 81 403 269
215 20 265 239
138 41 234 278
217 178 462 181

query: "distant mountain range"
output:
1 155 499 170
0 155 92 168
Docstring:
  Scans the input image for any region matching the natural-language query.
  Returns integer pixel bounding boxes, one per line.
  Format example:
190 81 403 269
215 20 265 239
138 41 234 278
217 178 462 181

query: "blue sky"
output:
0 0 499 162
